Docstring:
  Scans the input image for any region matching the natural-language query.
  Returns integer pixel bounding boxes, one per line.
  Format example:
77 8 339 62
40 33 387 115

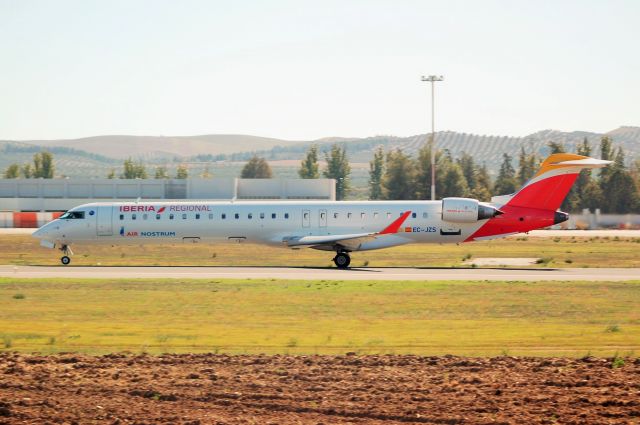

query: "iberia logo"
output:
119 205 166 212
404 227 413 233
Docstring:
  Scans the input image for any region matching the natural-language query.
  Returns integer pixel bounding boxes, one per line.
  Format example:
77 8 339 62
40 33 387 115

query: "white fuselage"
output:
33 200 490 251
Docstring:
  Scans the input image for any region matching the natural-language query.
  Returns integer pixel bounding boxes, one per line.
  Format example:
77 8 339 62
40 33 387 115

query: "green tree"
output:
414 143 443 199
121 158 147 179
382 149 415 200
175 164 189 179
548 141 565 154
600 148 639 213
368 147 385 200
155 166 170 179
581 179 604 212
599 136 614 183
32 151 54 178
517 146 538 186
568 138 593 212
3 164 20 178
107 169 116 179
494 153 518 195
241 156 273 178
470 163 493 202
457 152 476 194
438 156 468 198
21 163 33 178
323 145 351 200
298 145 319 179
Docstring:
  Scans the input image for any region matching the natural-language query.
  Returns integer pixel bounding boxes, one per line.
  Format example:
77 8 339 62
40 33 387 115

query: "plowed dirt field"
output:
1 353 639 424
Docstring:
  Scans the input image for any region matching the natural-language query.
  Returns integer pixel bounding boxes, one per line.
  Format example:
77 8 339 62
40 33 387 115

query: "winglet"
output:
379 211 412 234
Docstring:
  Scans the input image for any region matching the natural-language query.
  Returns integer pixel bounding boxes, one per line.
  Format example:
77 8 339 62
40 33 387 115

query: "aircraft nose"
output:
32 227 46 239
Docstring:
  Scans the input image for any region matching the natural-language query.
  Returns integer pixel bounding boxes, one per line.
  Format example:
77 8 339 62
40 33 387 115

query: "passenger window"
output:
248 213 252 219
260 213 265 219
333 212 339 219
272 213 276 219
374 212 379 219
156 214 161 220
143 214 148 220
209 213 213 220
361 212 366 219
132 214 137 220
285 213 289 219
412 212 417 218
304 212 309 219
182 214 187 220
196 213 200 219
169 214 174 220
119 214 124 220
235 213 239 219
347 213 352 219
320 212 326 219
222 213 226 219
423 212 428 218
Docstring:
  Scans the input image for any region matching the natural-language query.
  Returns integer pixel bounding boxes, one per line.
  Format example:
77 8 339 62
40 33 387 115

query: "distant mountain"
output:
2 127 638 178
15 134 303 160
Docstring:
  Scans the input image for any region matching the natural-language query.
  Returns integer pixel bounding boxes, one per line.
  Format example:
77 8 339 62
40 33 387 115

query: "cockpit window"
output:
60 211 85 219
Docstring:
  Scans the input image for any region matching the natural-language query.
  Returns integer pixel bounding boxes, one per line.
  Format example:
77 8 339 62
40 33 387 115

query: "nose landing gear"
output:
333 251 351 269
59 245 73 266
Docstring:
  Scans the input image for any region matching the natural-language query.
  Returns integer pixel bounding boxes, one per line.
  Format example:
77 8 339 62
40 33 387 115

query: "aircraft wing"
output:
282 211 411 251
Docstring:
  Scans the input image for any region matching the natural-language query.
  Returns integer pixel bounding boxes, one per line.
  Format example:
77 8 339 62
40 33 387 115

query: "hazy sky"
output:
1 0 638 140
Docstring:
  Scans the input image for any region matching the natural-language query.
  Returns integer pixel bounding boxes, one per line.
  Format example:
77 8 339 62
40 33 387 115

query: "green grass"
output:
2 234 639 267
1 277 639 357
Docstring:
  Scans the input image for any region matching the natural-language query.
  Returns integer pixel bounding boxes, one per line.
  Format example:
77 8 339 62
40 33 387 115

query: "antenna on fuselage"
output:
135 196 141 203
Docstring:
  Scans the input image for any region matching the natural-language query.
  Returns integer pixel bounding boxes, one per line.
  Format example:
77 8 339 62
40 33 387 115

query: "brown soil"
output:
1 353 639 425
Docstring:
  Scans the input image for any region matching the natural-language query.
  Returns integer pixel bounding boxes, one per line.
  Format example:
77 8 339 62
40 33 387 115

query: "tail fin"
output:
502 153 611 211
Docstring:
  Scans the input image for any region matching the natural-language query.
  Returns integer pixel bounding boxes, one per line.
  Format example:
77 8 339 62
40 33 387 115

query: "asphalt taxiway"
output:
0 265 638 281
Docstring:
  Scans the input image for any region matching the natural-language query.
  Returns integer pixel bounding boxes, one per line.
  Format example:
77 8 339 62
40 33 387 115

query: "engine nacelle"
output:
441 197 502 223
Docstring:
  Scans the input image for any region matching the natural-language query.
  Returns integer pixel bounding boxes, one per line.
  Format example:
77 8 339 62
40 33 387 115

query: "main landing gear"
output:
60 244 73 265
333 251 351 269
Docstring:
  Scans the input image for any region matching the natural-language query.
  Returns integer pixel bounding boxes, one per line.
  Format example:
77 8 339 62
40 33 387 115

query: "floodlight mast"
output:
421 75 444 201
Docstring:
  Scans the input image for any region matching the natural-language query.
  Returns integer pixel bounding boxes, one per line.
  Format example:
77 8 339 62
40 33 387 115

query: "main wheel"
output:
333 252 351 269
61 256 71 265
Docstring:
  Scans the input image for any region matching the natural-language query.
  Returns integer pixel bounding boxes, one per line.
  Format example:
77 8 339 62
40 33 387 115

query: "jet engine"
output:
441 197 503 223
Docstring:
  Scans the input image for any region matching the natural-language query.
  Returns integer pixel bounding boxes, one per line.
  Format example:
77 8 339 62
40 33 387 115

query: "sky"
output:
1 0 638 141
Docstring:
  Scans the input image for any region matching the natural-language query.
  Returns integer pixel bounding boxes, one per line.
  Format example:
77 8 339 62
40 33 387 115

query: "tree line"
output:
296 138 640 213
4 141 639 213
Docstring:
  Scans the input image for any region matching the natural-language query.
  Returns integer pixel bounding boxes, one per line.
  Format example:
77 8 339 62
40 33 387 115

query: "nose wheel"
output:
333 252 351 269
59 244 73 266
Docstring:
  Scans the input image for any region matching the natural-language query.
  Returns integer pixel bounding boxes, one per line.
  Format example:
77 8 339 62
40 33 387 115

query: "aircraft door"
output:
96 205 113 236
319 209 327 227
302 209 310 228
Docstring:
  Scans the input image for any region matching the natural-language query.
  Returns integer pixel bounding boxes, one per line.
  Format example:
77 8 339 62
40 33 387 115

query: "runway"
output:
1 265 638 281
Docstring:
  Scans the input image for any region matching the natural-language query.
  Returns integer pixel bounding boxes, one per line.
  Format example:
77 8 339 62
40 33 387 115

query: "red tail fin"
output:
504 154 611 211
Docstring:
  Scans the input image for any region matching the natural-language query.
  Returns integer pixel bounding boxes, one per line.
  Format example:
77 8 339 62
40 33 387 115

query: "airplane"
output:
32 153 611 268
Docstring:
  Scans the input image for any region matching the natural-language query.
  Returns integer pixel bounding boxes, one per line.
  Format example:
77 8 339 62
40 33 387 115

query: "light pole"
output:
421 75 444 201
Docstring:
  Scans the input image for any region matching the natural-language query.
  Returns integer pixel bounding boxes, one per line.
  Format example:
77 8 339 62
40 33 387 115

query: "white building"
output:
0 178 336 212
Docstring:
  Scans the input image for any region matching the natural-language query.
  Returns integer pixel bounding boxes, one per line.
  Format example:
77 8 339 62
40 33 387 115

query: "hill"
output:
2 127 638 179
15 134 303 160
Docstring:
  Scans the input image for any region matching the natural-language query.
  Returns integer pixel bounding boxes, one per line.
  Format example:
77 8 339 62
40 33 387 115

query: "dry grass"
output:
0 277 638 357
2 234 639 268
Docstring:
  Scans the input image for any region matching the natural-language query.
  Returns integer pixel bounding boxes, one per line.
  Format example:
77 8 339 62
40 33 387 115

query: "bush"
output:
12 294 25 300
605 324 620 333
